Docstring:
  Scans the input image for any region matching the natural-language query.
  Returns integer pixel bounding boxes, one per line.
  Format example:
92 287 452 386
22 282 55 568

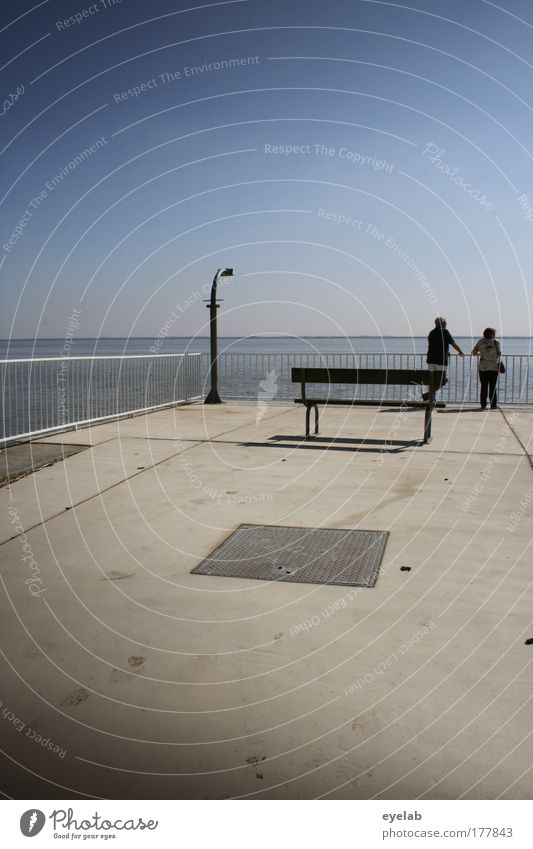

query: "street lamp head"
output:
218 267 234 277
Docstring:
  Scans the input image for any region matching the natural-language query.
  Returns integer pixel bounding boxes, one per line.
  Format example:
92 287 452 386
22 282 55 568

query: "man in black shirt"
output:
422 317 464 399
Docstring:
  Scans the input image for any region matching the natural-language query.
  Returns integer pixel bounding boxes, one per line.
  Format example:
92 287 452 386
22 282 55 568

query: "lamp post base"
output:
204 390 222 404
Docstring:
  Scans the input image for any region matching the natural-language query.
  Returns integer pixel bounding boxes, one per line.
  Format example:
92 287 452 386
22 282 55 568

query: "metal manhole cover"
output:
191 525 388 587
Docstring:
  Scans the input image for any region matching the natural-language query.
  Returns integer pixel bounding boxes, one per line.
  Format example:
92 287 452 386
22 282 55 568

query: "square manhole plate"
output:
191 525 388 587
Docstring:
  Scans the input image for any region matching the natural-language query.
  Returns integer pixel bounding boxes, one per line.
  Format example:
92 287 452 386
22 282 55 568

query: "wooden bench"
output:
291 368 446 445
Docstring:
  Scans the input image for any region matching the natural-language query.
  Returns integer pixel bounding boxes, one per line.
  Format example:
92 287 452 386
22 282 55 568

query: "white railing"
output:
213 352 532 405
1 353 202 443
2 351 530 444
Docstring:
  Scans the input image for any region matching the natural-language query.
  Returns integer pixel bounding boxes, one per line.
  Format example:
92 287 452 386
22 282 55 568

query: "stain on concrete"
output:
1 442 88 485
110 668 134 683
61 688 89 706
104 571 136 581
246 754 266 765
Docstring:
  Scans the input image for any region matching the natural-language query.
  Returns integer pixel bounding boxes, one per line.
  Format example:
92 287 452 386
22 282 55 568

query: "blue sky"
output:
1 0 533 339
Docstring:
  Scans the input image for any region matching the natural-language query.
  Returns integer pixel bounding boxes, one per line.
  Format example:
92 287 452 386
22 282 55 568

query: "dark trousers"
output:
479 370 498 408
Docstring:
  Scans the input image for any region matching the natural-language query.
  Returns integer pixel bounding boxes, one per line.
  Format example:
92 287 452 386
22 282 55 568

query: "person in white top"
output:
471 328 502 410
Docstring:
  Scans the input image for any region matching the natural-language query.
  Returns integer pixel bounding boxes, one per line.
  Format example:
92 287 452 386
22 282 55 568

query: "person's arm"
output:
471 342 480 356
446 328 464 356
495 340 501 359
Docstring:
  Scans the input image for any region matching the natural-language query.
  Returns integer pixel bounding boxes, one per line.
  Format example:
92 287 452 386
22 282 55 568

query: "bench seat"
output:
291 367 446 444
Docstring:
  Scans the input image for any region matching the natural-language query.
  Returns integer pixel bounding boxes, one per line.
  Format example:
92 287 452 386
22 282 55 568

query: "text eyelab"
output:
383 811 422 822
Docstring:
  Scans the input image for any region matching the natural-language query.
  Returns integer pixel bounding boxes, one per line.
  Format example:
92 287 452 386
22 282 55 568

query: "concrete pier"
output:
1 402 532 799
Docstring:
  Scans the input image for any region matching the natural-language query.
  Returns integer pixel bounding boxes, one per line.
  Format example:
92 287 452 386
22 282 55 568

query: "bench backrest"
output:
291 367 440 386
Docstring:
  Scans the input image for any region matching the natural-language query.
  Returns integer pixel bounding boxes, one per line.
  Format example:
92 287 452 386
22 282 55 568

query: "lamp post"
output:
204 267 233 404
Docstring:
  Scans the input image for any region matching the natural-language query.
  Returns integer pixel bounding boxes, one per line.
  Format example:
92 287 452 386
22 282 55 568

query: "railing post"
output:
184 354 189 403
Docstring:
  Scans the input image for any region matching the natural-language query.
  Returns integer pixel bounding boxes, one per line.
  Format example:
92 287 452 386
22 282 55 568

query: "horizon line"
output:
2 335 533 341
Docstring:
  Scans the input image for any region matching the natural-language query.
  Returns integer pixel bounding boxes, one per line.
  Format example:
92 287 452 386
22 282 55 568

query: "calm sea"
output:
2 336 532 358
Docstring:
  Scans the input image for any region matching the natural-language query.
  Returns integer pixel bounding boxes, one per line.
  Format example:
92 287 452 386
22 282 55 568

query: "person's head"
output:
483 327 496 339
435 317 447 329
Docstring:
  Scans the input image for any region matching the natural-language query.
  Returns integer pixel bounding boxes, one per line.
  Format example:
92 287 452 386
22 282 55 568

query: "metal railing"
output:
2 351 530 444
1 353 202 443
213 352 531 405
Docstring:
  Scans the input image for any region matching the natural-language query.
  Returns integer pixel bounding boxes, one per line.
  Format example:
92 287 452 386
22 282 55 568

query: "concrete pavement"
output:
0 402 532 799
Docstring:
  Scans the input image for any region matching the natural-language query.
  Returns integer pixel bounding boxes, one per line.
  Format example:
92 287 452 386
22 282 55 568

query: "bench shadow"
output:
240 436 421 454
270 434 418 447
375 407 421 414
437 408 485 414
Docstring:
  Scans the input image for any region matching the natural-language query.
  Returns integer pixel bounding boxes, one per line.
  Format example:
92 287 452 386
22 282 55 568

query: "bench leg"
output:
304 403 319 437
423 394 435 444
